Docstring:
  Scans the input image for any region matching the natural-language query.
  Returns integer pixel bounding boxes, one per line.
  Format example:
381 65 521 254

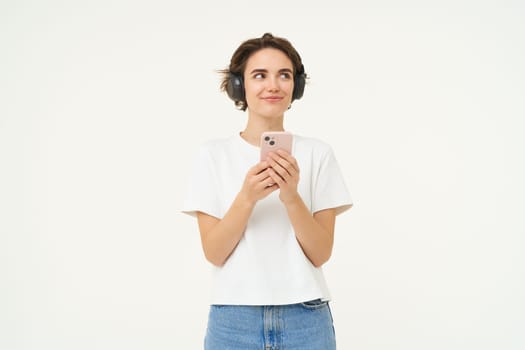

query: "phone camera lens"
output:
269 140 275 146
264 136 270 141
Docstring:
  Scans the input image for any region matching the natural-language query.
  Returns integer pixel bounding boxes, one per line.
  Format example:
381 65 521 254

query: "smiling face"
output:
243 48 295 120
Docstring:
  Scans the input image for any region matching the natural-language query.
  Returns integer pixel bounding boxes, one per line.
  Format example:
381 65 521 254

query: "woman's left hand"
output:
266 150 301 204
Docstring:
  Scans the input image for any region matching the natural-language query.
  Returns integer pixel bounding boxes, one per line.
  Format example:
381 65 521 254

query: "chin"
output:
262 104 289 115
248 102 289 118
261 109 287 119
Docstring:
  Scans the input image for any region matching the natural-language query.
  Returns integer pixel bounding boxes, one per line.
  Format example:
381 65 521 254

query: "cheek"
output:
244 82 262 97
284 82 295 100
284 81 295 94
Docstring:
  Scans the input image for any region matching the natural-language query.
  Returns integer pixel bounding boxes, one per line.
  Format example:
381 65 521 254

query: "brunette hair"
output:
219 33 306 111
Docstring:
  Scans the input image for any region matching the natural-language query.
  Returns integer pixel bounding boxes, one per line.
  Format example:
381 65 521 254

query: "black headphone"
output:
226 67 306 102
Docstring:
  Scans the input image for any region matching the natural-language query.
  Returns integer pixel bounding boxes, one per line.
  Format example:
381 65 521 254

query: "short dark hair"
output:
219 33 306 111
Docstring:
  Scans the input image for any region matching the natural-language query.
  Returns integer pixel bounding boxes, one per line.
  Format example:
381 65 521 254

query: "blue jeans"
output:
204 299 336 349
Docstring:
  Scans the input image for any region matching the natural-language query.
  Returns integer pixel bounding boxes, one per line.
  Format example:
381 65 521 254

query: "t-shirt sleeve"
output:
312 146 353 215
181 145 222 219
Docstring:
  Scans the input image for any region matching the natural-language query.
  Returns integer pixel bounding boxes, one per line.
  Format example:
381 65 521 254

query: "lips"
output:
262 96 283 102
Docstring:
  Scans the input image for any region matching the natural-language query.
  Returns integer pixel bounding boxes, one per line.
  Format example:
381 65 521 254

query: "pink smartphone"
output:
260 131 293 161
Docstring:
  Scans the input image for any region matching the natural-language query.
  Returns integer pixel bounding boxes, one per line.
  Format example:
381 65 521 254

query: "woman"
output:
183 33 352 349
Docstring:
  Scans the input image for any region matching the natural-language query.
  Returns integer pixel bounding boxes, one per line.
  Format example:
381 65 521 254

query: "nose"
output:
267 76 280 92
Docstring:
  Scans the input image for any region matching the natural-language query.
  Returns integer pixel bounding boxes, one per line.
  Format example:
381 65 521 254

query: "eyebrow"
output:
249 68 294 74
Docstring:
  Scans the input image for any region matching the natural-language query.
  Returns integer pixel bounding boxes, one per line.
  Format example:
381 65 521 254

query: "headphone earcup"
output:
226 73 245 101
292 73 306 100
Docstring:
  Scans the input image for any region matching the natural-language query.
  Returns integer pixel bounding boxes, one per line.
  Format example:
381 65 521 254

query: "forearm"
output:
284 195 334 267
199 194 255 266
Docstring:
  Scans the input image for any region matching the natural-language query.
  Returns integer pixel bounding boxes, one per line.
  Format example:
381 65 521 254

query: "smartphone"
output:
260 131 293 161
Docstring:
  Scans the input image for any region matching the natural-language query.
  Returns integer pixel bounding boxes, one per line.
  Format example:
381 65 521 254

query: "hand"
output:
238 161 278 204
266 150 301 204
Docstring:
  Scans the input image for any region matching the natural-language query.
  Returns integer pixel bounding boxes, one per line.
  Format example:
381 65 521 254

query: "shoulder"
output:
197 135 237 154
294 134 334 157
294 134 331 148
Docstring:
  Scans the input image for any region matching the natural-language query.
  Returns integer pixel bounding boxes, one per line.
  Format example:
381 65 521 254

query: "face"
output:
243 48 294 119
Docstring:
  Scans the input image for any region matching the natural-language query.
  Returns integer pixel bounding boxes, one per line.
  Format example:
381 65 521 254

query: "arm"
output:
284 201 336 268
197 161 277 266
267 150 338 267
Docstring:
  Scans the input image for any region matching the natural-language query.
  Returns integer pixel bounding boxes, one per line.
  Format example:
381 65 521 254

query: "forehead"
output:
244 48 293 71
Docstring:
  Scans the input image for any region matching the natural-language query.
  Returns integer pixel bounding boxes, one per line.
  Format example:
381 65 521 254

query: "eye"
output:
280 72 292 79
254 73 265 79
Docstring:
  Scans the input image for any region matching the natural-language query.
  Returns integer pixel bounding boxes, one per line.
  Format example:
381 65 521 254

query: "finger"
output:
269 161 290 182
275 150 299 171
268 154 295 179
268 168 285 185
252 169 273 186
262 183 278 196
249 161 270 175
265 155 288 179
275 149 291 158
276 150 300 173
264 175 277 188
268 151 294 170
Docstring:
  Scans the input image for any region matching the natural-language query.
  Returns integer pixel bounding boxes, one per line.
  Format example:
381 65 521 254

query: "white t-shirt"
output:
182 133 352 305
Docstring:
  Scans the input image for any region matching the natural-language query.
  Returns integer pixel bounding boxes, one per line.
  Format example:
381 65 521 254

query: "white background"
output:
1 0 524 349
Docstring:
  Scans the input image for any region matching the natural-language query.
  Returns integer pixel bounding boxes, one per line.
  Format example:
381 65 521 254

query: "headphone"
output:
226 67 306 102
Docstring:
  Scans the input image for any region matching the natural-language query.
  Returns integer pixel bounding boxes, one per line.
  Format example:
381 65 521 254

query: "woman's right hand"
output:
198 161 276 267
238 161 278 204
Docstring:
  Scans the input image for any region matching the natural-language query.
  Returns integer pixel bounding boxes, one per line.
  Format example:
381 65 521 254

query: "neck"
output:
240 111 285 147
